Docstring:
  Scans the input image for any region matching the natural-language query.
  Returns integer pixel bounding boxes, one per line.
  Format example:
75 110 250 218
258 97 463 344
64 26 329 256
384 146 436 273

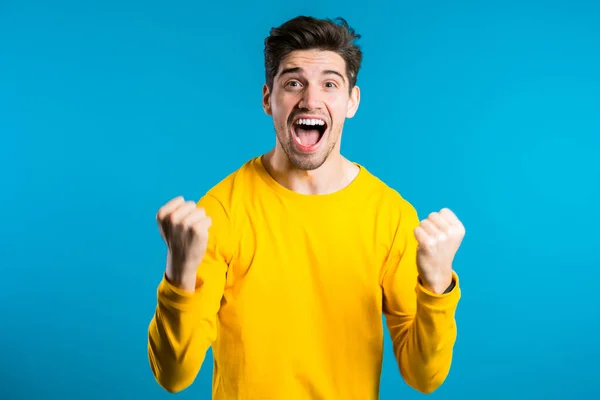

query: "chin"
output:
288 153 328 171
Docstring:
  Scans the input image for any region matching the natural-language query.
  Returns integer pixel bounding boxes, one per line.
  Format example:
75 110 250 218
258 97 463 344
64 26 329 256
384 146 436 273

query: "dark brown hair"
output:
264 16 363 92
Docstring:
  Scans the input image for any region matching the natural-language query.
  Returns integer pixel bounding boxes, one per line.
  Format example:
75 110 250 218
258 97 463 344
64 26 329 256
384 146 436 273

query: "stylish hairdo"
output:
264 16 363 92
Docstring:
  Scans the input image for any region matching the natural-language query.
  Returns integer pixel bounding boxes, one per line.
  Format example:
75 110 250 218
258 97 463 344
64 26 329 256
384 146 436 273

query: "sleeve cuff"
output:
157 274 199 312
416 271 461 310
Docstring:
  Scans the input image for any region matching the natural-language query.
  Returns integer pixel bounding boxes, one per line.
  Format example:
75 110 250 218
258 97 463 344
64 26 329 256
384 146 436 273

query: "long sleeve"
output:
147 193 232 393
381 201 461 394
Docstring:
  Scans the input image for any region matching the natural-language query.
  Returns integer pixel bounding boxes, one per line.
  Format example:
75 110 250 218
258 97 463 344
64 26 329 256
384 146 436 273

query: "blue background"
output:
2 0 599 399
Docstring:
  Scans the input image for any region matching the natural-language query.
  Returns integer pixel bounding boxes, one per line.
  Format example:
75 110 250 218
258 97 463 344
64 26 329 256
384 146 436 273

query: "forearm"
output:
389 275 461 394
147 276 217 393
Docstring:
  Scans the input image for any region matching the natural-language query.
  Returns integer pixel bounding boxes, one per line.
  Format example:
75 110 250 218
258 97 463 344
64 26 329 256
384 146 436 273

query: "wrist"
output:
419 273 453 295
165 267 197 293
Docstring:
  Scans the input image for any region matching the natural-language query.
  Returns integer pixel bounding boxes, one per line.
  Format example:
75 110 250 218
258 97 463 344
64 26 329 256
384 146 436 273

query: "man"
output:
148 16 465 399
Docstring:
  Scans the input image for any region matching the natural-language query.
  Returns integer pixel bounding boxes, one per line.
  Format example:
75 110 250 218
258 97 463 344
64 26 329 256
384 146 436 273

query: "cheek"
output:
329 107 349 126
274 91 296 106
272 98 294 120
271 103 289 131
326 95 350 115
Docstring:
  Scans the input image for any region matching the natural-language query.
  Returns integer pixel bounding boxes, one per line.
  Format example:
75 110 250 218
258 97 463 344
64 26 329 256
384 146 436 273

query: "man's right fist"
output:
156 196 212 290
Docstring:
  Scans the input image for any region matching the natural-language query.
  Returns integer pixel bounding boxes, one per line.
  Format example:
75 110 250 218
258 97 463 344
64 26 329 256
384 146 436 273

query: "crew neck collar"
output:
252 155 370 202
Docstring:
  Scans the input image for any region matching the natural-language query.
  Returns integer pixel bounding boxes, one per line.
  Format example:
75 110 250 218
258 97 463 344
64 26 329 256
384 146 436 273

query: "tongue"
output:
296 127 320 146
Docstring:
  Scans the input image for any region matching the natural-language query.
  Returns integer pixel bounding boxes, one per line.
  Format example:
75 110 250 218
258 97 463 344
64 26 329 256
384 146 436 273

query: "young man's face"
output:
263 49 360 170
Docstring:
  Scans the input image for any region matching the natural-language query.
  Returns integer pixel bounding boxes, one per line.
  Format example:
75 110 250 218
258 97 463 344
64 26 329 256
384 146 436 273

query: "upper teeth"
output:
296 118 325 126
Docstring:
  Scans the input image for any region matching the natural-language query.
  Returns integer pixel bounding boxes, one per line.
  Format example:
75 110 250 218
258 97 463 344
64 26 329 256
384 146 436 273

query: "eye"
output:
286 80 302 88
324 81 338 89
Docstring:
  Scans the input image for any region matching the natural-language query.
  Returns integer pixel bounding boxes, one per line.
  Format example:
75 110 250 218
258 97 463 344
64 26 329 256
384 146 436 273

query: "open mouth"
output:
291 117 328 152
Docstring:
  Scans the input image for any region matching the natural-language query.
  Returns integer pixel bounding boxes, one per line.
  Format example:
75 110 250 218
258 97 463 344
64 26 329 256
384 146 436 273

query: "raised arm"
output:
381 201 464 394
147 194 232 393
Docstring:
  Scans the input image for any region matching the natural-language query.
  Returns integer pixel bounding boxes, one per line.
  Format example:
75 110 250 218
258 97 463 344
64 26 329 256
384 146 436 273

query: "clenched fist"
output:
414 208 465 294
156 196 212 292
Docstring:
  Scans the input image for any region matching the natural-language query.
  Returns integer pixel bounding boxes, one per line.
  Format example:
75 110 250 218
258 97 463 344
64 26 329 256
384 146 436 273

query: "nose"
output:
298 84 323 110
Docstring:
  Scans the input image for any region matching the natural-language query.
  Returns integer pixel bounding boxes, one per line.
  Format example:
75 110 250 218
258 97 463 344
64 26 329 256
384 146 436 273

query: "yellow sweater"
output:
148 156 461 399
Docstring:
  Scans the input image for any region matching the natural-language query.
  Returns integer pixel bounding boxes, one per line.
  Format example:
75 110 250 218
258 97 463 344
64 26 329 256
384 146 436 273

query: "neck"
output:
262 147 359 195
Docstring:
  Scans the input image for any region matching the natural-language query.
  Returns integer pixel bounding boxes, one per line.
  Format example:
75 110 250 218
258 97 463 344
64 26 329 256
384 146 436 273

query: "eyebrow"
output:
279 67 346 83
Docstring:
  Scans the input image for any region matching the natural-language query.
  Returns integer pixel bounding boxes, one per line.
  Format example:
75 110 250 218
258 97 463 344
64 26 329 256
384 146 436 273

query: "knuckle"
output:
192 220 207 232
156 208 167 221
181 218 192 230
420 237 434 249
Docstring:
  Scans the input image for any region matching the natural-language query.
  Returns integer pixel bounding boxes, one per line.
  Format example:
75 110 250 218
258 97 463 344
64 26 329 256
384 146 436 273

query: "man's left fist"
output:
414 208 466 294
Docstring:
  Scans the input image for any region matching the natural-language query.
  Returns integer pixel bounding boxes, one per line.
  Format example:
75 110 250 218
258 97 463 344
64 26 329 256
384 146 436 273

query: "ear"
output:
262 84 272 116
345 85 361 119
